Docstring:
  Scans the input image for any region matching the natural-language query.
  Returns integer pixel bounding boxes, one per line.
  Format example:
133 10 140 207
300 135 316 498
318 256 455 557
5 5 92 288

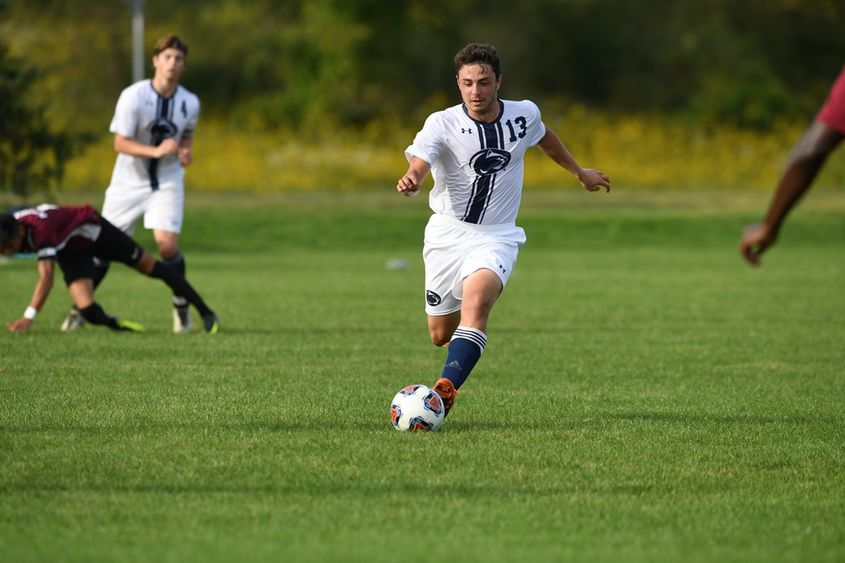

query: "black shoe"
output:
203 313 219 334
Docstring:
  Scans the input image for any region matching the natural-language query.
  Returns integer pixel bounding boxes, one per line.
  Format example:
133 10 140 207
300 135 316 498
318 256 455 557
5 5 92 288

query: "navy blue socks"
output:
441 326 487 389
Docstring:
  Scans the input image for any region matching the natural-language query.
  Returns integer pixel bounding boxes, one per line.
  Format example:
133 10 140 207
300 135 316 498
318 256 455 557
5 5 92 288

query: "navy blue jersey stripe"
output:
147 96 171 191
464 175 491 223
461 121 487 221
462 175 481 220
484 121 500 149
463 121 502 223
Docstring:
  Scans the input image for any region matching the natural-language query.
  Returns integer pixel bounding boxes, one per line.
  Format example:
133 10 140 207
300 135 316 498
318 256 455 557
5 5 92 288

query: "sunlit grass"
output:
1 192 843 562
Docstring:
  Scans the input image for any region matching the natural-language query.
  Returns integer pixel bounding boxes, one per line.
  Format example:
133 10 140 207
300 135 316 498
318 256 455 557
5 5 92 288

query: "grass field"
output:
1 189 843 562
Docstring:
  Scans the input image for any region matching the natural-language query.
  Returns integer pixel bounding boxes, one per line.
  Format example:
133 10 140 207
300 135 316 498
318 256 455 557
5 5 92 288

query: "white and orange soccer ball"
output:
390 384 445 432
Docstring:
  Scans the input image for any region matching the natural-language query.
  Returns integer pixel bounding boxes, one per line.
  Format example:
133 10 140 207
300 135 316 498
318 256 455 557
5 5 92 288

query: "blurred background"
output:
1 0 844 195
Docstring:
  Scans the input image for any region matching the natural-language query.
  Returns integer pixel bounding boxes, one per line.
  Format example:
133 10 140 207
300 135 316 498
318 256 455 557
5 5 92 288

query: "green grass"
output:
1 190 843 562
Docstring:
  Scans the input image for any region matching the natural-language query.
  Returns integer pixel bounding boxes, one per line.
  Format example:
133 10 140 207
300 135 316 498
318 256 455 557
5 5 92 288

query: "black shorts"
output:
57 219 144 285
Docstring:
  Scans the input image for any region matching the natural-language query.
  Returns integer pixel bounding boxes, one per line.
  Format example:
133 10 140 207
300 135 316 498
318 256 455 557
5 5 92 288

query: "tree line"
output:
2 0 844 193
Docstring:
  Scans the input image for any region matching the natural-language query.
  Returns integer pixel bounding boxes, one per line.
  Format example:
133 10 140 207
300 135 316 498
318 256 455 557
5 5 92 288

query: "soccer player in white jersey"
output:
397 43 610 417
62 34 202 333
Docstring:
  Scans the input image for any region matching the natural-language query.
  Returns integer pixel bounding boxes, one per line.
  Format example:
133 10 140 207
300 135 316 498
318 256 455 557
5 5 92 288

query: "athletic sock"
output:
149 261 213 317
441 326 487 389
163 252 187 307
79 303 120 330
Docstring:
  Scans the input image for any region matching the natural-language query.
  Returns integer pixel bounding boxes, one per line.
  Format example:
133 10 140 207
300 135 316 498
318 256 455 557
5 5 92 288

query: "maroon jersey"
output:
14 204 103 260
818 65 845 135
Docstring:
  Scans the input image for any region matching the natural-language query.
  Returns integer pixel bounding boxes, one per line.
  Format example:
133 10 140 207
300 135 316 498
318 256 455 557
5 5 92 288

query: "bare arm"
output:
396 156 432 197
7 259 55 332
114 134 179 159
537 127 610 192
740 120 843 266
178 136 194 167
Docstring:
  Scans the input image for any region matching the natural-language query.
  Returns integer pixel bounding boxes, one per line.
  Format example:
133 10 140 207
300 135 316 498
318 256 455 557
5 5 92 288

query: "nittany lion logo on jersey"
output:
150 117 178 143
470 148 511 176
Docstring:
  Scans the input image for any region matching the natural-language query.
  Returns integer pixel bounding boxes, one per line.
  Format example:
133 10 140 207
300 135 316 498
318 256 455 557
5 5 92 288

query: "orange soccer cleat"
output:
432 377 458 417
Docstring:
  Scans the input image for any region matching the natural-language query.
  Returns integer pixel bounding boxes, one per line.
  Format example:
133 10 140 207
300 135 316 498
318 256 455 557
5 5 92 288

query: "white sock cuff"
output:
451 326 487 352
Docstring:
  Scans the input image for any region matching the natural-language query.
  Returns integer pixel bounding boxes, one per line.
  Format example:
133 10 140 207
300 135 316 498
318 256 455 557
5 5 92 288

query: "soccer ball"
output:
390 384 445 432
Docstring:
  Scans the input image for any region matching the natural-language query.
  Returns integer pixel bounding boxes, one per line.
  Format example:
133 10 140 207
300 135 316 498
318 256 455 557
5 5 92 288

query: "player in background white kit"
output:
62 35 203 333
397 43 610 417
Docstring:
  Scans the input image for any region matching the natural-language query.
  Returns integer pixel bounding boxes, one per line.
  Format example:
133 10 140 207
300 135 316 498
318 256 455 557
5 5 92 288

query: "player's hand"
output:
397 174 421 198
178 146 192 167
740 223 777 267
578 168 611 193
155 139 179 158
7 318 33 333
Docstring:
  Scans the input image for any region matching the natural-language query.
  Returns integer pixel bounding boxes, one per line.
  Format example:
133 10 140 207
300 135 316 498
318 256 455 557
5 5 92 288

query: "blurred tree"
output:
2 0 844 134
0 9 93 195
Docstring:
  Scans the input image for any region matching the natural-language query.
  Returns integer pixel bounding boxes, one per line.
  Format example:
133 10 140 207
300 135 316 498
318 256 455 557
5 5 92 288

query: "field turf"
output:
1 190 843 562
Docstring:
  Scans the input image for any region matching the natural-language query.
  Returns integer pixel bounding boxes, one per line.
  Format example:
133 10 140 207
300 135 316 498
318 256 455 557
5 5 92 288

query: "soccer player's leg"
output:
433 268 501 415
95 219 219 333
61 252 114 333
423 216 469 415
155 231 190 333
62 189 140 331
428 311 461 415
147 186 191 333
61 256 143 332
145 256 219 334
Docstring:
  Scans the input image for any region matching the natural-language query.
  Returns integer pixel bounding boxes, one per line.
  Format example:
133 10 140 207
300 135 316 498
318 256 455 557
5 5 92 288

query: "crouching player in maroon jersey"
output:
0 204 219 334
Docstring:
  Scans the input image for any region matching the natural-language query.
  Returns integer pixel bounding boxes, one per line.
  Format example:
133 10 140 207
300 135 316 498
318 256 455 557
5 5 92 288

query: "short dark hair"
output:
153 34 188 57
454 43 501 78
0 213 20 247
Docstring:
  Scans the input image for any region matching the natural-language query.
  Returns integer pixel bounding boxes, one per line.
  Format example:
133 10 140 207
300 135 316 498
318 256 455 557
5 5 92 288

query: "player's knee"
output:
429 328 452 347
461 296 494 322
158 243 180 260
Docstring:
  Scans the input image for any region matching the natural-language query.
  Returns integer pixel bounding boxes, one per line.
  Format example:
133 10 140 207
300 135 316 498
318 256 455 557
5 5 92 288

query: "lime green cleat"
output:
115 319 145 332
203 313 219 335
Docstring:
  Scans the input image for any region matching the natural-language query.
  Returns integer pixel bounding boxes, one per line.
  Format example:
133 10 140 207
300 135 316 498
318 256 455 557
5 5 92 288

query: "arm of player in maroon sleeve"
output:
740 120 844 266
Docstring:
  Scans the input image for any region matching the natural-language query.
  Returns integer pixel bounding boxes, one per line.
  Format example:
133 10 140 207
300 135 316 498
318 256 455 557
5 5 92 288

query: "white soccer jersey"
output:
107 79 200 191
405 99 546 225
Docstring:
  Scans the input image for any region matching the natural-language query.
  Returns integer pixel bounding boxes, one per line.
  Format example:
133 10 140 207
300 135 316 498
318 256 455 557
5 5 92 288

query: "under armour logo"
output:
499 264 506 274
460 127 473 134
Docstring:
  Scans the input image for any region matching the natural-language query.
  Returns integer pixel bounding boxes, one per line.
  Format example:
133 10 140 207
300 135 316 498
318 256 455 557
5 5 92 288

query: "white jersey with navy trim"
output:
107 79 200 191
405 99 546 225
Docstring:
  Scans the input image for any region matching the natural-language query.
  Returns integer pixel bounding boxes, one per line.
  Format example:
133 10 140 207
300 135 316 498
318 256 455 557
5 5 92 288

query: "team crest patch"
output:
426 290 442 306
470 148 511 176
151 117 178 140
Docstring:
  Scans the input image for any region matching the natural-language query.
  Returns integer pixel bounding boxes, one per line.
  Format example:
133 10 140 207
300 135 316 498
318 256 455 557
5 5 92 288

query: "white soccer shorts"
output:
423 213 526 316
101 181 185 235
